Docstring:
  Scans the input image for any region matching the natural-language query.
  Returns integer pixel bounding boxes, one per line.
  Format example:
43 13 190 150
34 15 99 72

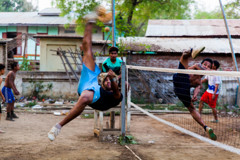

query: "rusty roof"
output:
119 37 240 54
146 19 240 37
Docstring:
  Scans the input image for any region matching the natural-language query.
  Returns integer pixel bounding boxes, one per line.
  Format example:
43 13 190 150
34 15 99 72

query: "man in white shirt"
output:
199 60 221 123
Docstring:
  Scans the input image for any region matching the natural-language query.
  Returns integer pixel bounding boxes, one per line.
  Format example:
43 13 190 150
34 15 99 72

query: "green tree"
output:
194 10 222 19
0 0 37 12
115 0 193 36
55 0 193 36
194 0 240 19
224 0 240 18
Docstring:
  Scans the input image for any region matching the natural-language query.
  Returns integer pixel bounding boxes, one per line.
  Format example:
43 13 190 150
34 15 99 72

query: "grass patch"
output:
81 113 94 119
25 101 37 108
118 135 138 145
142 104 165 110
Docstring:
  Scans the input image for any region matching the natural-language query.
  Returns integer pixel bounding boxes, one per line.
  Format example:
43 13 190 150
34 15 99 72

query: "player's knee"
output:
79 95 92 105
187 105 195 113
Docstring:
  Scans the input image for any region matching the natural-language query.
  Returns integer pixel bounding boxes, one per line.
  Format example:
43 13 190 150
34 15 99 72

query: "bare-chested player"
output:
2 62 20 121
173 48 217 140
0 64 6 133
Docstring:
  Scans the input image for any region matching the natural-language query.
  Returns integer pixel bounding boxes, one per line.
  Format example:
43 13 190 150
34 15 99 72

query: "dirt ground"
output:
0 113 240 160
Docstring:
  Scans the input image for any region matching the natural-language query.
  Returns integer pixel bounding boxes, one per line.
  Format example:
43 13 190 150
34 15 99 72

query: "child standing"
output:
199 60 221 123
0 64 6 133
2 62 20 121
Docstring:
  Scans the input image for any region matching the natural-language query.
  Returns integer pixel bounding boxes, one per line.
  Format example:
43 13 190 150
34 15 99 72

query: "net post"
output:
111 0 116 47
121 62 126 138
219 0 240 106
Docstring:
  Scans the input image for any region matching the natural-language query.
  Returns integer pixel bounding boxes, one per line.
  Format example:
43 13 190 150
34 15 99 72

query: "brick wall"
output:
127 53 240 71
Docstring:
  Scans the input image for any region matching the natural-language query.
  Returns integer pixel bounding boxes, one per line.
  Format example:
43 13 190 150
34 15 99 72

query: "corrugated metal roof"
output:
38 8 61 16
0 12 74 26
146 19 240 37
119 37 240 54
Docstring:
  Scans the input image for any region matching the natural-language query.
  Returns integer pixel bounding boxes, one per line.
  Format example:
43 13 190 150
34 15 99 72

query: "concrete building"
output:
33 35 109 71
0 8 107 71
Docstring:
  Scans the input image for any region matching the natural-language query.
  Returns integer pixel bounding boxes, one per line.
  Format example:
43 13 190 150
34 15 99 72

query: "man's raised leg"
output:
82 23 95 72
180 50 191 69
48 23 96 141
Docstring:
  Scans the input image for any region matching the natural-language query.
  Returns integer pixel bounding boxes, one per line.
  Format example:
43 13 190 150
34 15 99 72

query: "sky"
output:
195 0 229 11
29 0 229 12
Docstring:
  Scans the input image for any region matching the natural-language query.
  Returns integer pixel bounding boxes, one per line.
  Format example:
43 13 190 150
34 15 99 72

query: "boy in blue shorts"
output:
173 48 217 140
0 64 6 133
48 21 123 141
2 62 20 121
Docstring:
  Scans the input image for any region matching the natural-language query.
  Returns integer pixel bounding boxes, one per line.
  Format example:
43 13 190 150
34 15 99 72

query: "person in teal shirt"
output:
102 47 122 80
102 47 130 93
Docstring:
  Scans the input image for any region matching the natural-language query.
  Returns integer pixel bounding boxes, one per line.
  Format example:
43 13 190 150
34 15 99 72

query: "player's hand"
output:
212 94 216 100
192 96 198 102
117 74 121 80
15 90 20 95
108 69 116 79
2 97 5 103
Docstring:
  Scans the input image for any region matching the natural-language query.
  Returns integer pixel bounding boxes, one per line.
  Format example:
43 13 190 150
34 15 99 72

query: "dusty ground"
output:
0 113 240 160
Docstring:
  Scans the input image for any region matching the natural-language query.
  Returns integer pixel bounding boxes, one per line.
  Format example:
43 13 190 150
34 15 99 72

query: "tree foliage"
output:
194 0 240 19
55 0 193 36
194 10 222 19
115 0 193 36
0 0 37 12
224 0 240 18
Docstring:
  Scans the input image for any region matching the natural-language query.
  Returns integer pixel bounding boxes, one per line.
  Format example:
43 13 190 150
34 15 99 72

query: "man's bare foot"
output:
0 128 5 133
84 6 112 23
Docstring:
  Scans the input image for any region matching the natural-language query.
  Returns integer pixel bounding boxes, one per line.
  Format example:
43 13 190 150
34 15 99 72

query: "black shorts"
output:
89 87 123 111
173 62 191 107
0 104 2 113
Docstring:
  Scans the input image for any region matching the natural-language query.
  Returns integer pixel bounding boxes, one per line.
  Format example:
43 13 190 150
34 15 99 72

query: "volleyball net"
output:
127 65 240 149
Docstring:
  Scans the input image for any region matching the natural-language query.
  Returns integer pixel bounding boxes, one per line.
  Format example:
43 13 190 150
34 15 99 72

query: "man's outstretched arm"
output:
108 70 121 99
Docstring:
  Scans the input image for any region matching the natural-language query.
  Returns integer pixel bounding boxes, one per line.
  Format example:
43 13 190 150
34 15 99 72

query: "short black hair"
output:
11 61 18 70
109 46 119 53
213 60 220 69
0 64 5 70
201 58 213 68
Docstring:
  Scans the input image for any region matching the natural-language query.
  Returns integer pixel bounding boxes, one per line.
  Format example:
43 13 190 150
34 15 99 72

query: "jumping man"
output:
173 48 217 140
48 22 122 141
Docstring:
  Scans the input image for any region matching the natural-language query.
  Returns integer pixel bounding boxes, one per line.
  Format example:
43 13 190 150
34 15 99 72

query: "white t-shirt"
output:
205 75 221 94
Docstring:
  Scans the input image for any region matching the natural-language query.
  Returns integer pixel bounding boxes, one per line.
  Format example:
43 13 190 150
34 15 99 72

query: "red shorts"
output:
200 91 218 108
